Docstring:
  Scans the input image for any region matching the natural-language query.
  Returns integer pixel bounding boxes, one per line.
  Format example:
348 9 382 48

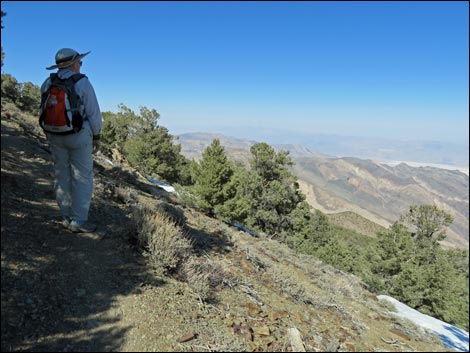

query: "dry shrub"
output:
390 316 443 345
267 267 313 305
132 204 192 275
95 180 138 206
115 186 139 206
267 266 351 319
242 248 267 272
182 257 212 301
182 256 236 302
156 202 186 227
379 298 398 313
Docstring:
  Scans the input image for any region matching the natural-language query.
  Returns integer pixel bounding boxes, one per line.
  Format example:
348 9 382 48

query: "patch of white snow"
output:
378 295 469 352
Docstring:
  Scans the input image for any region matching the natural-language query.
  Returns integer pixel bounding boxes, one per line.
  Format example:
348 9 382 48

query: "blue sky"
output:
2 1 469 145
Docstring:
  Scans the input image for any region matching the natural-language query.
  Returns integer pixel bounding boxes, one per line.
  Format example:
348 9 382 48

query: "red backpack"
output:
39 73 85 135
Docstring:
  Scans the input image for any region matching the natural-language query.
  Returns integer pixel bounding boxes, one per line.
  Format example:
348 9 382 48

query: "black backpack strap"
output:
65 74 85 112
49 73 60 85
39 74 56 129
71 73 86 83
65 74 86 109
49 73 85 85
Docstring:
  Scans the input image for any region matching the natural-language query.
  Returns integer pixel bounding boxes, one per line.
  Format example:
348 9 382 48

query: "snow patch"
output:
378 295 469 352
147 178 176 193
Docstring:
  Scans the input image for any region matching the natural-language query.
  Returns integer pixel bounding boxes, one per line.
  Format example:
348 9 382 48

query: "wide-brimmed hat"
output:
46 48 91 70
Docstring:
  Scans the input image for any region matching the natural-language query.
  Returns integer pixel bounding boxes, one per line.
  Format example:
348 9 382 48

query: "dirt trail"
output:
1 111 245 352
2 113 147 351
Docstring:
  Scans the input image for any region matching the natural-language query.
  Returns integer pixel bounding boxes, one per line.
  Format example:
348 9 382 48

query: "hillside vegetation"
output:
1 73 468 351
176 133 469 250
1 104 457 352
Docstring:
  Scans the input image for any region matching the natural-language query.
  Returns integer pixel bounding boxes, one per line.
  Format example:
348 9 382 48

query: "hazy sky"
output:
2 1 469 144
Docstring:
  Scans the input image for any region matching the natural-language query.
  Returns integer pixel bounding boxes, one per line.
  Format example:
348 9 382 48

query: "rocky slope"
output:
1 107 452 352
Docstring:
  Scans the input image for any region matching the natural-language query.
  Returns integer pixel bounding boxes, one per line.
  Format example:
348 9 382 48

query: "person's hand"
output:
93 135 101 153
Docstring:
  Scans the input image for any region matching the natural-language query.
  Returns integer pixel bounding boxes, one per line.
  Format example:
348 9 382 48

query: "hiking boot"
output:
61 216 72 229
69 220 97 233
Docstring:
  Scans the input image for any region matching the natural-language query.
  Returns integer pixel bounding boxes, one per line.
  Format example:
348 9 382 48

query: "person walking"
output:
41 48 102 233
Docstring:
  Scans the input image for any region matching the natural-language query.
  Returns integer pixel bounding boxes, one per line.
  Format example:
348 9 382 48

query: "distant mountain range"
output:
292 156 469 249
177 132 469 249
287 134 469 167
178 130 469 167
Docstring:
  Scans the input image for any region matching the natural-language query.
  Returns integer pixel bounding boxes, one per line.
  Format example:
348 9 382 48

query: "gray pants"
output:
47 125 93 222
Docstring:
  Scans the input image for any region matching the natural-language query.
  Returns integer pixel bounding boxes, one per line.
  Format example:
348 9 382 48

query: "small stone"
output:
252 325 270 336
177 332 197 343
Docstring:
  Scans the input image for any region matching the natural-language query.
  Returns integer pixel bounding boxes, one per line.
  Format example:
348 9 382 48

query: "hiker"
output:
40 48 102 233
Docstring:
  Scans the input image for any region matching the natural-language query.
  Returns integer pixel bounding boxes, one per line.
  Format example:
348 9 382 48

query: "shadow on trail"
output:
1 123 162 352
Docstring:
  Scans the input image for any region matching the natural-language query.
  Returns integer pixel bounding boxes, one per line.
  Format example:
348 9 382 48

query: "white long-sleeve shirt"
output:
40 69 103 136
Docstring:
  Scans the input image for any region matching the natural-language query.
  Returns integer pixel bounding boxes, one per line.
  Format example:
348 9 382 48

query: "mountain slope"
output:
177 133 469 249
326 211 387 238
1 106 452 352
292 156 469 249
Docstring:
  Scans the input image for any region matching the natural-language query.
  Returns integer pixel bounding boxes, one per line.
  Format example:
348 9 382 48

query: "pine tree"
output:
18 82 41 114
389 261 428 308
245 143 304 238
316 235 356 273
374 222 414 283
1 74 21 104
2 11 6 67
288 202 330 251
101 104 141 154
217 162 251 222
424 248 469 330
401 205 453 246
124 126 185 183
191 139 234 213
371 205 468 330
101 104 190 184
